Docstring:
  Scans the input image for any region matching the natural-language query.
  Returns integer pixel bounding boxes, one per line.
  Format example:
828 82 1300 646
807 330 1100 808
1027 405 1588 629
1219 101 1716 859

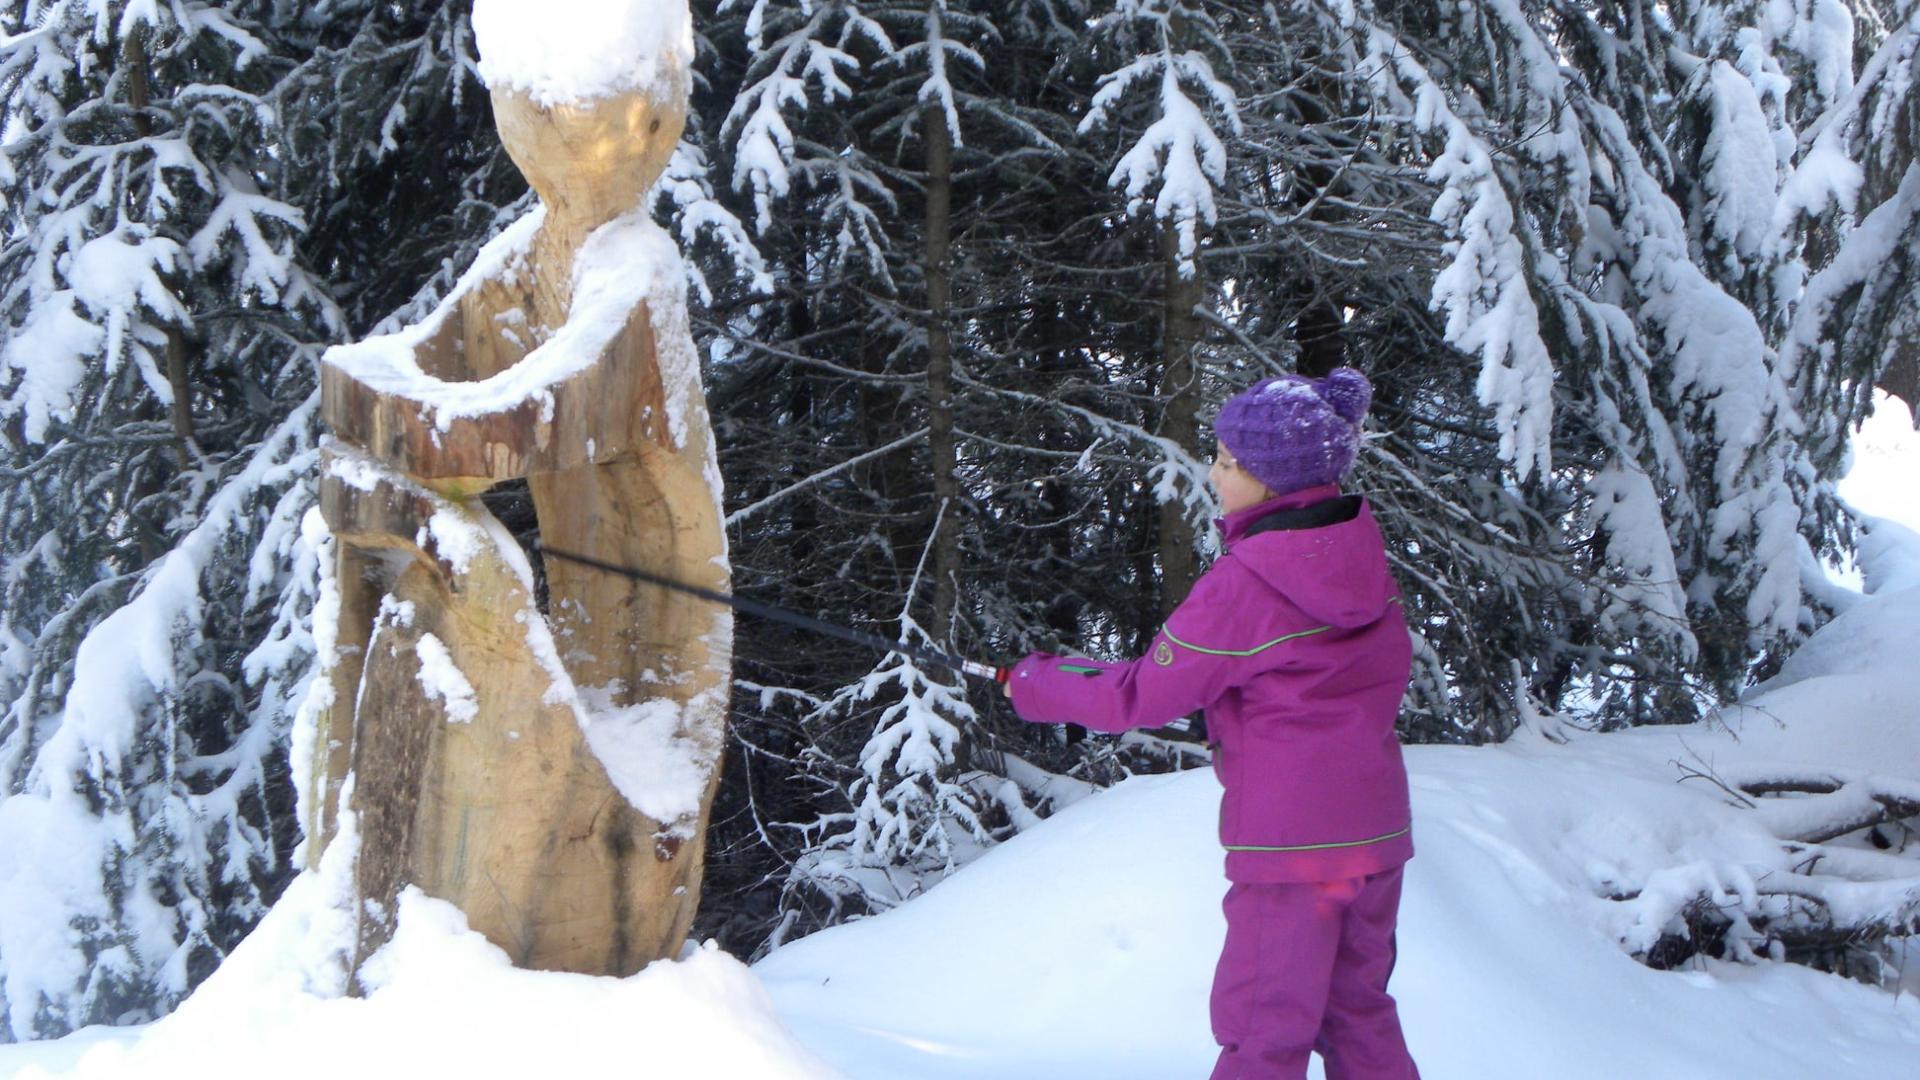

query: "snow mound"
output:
0 870 835 1080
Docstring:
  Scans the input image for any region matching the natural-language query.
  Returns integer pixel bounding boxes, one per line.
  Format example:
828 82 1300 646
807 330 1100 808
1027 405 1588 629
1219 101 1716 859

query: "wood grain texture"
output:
313 58 727 984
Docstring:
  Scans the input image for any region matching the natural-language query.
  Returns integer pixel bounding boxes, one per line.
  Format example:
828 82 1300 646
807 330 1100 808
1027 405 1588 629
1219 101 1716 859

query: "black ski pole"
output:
535 544 1009 687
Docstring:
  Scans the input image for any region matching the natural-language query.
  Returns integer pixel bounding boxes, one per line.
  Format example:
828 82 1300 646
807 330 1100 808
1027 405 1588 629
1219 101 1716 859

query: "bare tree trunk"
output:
164 329 192 453
1157 225 1203 617
1279 79 1350 380
785 235 819 545
925 106 961 634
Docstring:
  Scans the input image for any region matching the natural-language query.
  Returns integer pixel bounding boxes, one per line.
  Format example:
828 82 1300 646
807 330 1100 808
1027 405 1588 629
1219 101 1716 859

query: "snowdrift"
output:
759 729 1920 1079
0 871 834 1080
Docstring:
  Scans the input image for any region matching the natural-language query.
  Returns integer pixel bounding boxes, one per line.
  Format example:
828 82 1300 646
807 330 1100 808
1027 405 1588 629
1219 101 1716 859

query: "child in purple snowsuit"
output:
1005 368 1420 1080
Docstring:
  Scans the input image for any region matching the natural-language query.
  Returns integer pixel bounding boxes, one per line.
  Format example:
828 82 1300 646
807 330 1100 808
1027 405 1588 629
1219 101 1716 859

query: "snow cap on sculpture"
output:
1214 368 1372 496
471 0 694 106
472 0 692 231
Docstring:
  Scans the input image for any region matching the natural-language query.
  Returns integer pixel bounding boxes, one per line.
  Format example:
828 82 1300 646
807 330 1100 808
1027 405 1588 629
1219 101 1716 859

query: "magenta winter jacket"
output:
1009 483 1414 883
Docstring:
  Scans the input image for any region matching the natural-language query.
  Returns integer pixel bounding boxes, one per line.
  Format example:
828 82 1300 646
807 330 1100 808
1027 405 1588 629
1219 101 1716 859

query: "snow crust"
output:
471 0 693 107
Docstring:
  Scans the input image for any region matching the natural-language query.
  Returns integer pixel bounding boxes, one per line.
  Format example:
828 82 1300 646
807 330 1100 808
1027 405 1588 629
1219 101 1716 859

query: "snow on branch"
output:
652 140 773 302
779 503 1008 922
726 427 928 528
1728 769 1920 846
0 5 336 444
1609 756 1920 976
1778 162 1920 390
784 616 989 917
891 1 987 146
1356 25 1554 483
1778 7 1918 228
1586 460 1695 651
1607 859 1920 967
795 148 898 283
1583 98 1806 646
1080 0 1241 277
720 0 895 233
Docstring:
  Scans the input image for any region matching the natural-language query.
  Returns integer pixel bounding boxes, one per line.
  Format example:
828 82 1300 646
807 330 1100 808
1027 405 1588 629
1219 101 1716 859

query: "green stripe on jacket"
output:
1160 623 1333 657
1160 596 1403 658
1223 826 1411 853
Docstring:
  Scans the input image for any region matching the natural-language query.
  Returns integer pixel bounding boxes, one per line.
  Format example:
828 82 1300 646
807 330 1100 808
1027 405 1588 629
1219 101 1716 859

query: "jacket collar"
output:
1219 483 1345 547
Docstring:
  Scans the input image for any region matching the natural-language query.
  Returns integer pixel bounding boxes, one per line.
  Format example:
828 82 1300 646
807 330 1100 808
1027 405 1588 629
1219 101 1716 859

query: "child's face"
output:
1209 440 1275 514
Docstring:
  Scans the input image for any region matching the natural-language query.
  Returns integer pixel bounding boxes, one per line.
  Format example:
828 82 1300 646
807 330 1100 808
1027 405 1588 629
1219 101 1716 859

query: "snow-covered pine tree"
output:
777 614 988 945
0 0 339 1038
0 0 1865 982
686 0 1920 965
704 0 1034 939
1303 0 1825 724
1777 5 1920 467
1076 0 1241 608
0 0 578 1038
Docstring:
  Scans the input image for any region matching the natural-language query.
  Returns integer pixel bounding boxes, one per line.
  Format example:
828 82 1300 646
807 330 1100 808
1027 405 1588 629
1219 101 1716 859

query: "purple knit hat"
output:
1213 368 1372 496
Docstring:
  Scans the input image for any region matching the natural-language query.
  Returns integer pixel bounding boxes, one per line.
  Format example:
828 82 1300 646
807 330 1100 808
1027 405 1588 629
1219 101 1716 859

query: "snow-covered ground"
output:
2 396 1917 1078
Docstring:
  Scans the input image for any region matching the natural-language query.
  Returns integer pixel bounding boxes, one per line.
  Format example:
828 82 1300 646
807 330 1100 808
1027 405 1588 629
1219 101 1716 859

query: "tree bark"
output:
313 60 726 986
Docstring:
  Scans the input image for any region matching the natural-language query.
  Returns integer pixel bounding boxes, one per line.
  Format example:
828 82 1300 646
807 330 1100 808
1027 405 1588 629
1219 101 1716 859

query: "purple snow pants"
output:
1209 867 1419 1080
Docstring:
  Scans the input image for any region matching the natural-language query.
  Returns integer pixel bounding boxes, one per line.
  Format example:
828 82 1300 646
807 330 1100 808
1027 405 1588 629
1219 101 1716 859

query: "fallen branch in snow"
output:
1619 867 1920 977
1673 759 1758 808
1731 771 1920 845
1618 760 1920 982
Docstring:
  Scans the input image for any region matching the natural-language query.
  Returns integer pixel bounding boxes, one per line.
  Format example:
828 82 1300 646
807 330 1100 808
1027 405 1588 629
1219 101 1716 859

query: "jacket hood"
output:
1220 487 1399 629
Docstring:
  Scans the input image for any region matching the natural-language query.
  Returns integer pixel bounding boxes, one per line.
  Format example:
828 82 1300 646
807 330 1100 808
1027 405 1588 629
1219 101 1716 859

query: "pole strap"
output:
535 544 1005 685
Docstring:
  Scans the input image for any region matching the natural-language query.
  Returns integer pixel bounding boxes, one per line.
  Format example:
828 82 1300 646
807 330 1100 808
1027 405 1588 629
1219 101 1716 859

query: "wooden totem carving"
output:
308 45 729 981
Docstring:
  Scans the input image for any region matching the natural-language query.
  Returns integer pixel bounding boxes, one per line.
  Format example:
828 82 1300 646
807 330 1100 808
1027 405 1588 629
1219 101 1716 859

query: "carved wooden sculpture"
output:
308 34 728 982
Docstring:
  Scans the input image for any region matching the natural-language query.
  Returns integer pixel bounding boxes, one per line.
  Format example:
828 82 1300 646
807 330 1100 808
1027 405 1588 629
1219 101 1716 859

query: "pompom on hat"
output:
1213 367 1372 497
